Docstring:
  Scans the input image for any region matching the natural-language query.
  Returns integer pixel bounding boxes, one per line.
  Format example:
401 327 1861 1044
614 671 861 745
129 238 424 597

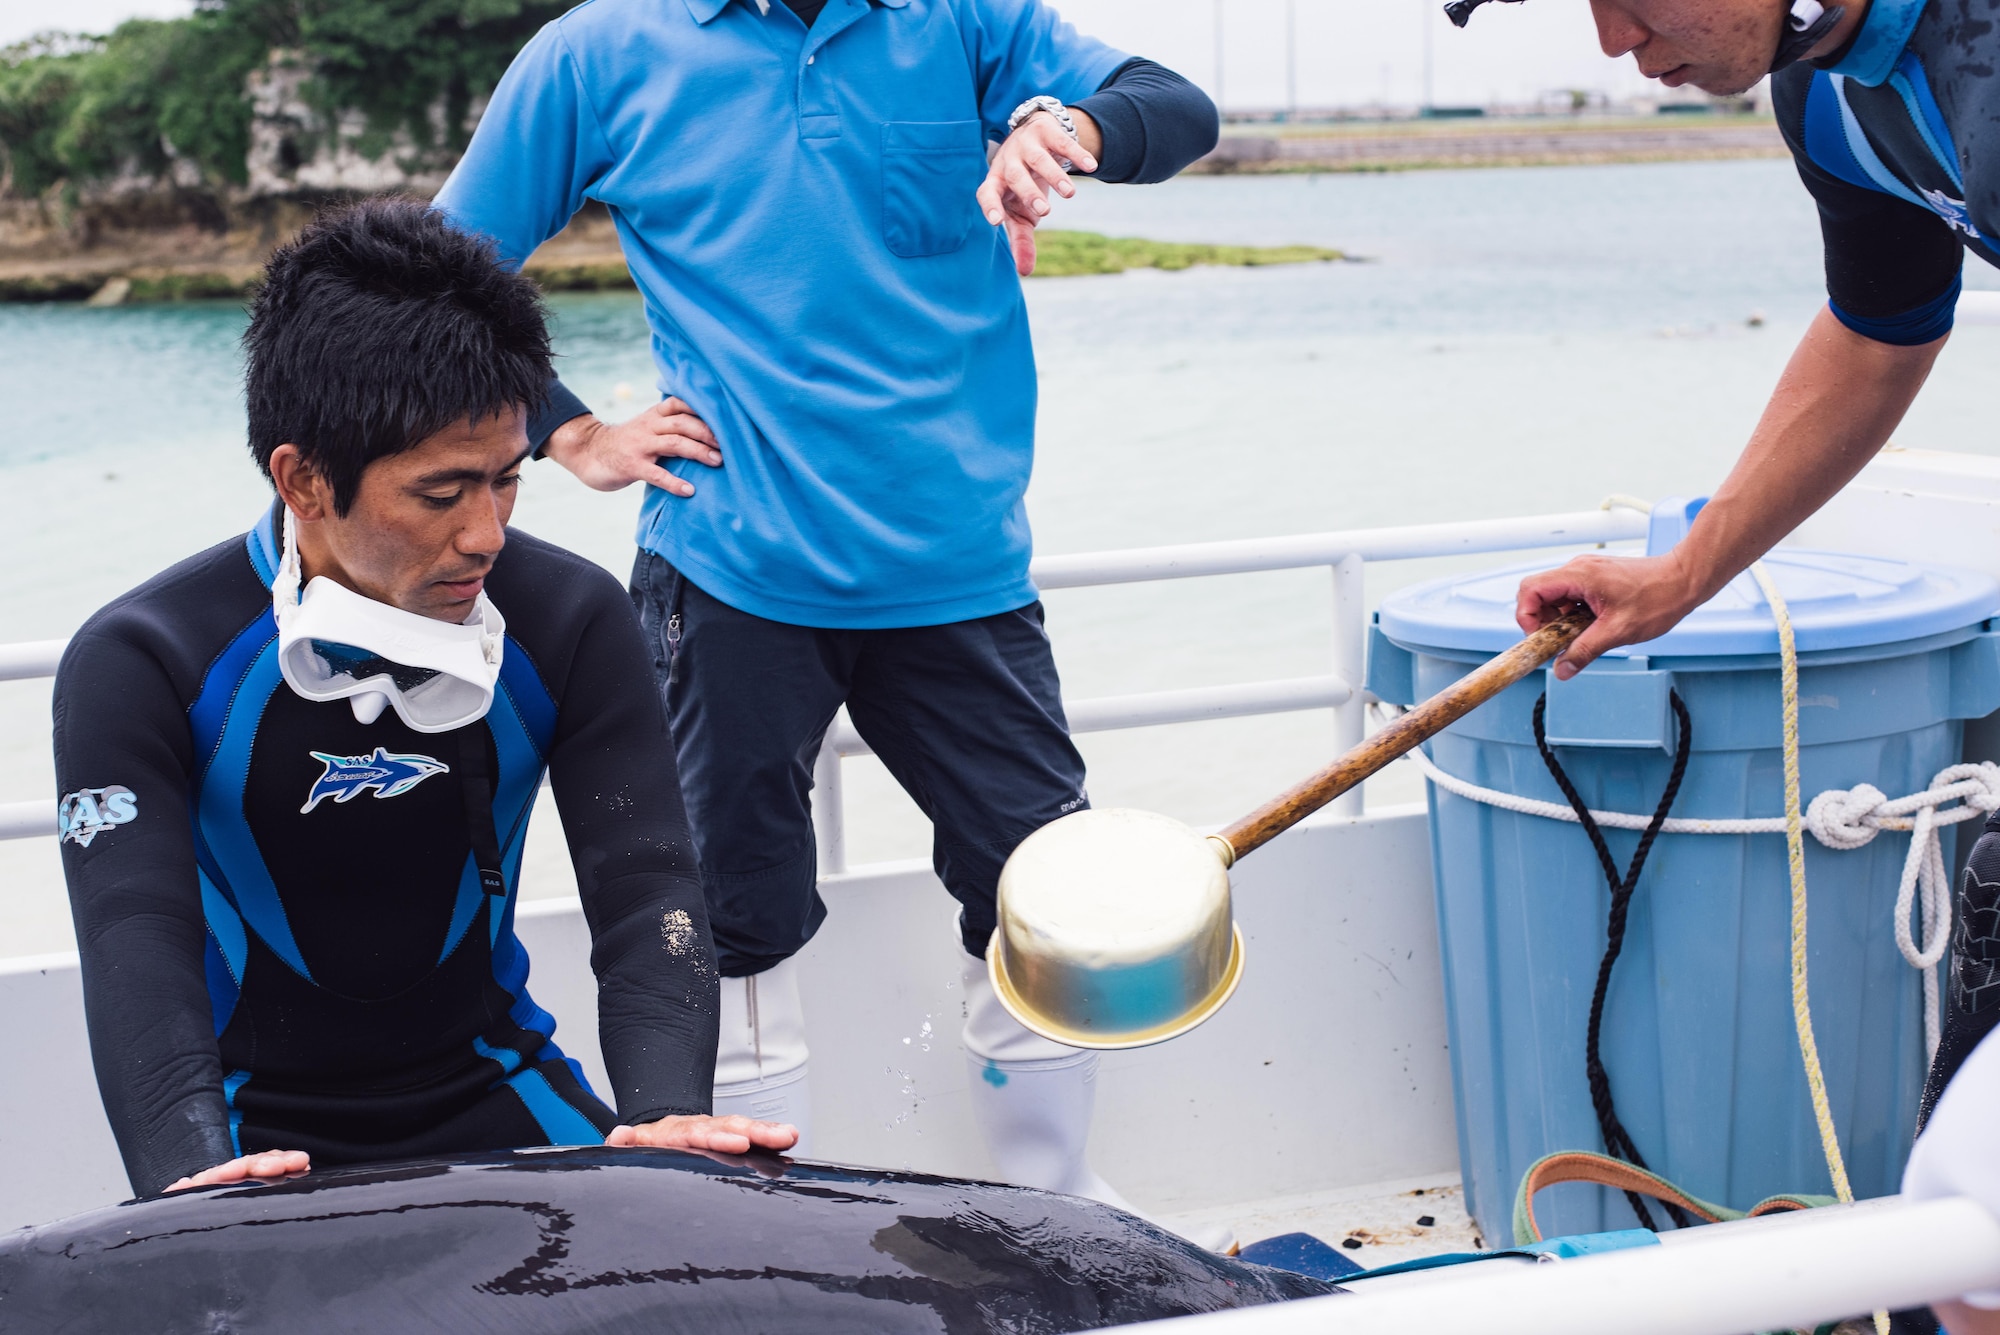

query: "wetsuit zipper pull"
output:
666 612 683 685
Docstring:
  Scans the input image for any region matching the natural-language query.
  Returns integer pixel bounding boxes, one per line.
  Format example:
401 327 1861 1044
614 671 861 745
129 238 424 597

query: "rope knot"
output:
1805 783 1888 850
1958 761 2000 816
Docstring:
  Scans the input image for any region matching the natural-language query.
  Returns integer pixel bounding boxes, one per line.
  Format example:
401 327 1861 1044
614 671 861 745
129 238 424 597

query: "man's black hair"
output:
244 196 553 516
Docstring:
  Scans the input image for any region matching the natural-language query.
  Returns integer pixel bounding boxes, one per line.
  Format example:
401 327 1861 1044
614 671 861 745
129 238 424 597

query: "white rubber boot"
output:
960 949 1235 1251
712 957 812 1155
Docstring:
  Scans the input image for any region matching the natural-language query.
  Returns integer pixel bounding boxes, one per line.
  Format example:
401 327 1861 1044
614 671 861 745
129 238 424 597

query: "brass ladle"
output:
988 612 1593 1049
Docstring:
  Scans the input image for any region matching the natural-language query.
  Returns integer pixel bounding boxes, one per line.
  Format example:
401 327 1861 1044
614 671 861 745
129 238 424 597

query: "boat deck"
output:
1168 1175 1481 1266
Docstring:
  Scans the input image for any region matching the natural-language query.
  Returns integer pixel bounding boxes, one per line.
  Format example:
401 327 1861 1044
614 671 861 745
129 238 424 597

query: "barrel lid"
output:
1377 497 2000 659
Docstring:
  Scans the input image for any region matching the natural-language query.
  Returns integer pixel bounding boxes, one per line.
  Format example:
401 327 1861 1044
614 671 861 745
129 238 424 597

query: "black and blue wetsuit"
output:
1774 0 1996 346
53 506 718 1197
1775 0 2000 1124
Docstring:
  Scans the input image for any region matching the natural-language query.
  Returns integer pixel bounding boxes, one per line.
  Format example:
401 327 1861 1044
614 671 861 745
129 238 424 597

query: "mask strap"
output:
273 508 303 621
1443 0 1519 29
1771 0 1844 72
475 597 505 667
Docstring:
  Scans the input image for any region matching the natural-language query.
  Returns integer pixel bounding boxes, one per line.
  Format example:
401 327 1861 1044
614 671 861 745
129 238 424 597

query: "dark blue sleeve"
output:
1072 58 1219 185
528 378 592 457
54 624 235 1197
542 558 719 1125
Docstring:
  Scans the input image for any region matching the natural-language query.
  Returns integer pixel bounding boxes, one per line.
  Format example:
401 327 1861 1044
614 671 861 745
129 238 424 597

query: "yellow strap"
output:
1748 561 1887 1335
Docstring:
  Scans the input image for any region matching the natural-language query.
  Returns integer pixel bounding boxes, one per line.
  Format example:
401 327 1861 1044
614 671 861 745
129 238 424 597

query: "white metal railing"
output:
1 640 68 838
0 639 67 839
0 640 65 682
1957 289 2000 325
1113 1193 2000 1335
811 505 1648 873
0 508 1650 852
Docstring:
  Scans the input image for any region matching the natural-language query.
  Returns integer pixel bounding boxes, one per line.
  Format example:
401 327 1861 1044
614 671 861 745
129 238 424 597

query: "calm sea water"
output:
4 158 1997 954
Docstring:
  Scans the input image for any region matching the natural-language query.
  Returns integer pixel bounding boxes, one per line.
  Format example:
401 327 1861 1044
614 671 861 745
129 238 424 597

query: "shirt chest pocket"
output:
880 120 987 259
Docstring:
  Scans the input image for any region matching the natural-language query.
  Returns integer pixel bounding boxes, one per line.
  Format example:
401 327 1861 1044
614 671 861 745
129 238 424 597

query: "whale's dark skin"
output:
0 1147 1341 1333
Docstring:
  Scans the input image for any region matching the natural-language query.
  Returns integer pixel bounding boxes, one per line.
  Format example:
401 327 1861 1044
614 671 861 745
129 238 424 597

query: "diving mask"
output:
272 509 506 733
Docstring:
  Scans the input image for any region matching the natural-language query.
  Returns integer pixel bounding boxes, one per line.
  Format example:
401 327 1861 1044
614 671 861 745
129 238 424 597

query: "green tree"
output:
0 37 91 198
278 0 570 161
0 0 573 199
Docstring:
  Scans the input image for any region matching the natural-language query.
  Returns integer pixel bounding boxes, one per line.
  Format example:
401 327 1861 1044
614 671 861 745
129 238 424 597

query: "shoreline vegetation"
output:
0 228 1347 305
0 4 1773 304
519 229 1348 294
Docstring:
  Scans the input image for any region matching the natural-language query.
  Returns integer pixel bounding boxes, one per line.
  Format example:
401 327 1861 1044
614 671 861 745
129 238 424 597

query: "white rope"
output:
1378 702 1997 1060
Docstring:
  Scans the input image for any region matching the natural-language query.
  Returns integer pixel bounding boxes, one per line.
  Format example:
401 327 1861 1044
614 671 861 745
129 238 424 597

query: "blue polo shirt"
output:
435 0 1125 628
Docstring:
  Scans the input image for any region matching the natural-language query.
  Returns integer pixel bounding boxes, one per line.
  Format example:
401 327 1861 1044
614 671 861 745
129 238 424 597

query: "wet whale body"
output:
0 1146 1341 1332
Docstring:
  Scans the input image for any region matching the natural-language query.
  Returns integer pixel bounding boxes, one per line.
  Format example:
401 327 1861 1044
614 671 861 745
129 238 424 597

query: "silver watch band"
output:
1007 95 1077 172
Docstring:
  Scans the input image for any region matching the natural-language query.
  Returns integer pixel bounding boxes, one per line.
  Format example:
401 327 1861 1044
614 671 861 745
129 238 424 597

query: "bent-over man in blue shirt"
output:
435 0 1218 1234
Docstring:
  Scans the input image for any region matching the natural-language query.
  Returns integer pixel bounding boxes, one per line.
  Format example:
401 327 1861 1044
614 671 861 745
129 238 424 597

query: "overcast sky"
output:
0 0 1658 111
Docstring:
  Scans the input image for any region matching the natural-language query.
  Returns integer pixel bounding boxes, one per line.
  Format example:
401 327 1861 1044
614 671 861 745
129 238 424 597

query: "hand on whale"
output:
161 1115 797 1194
166 1147 311 1192
0 1145 1343 1333
607 1111 800 1154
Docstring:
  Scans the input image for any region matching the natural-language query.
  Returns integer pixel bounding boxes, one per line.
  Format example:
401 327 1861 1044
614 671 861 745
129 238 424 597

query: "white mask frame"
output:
271 508 507 733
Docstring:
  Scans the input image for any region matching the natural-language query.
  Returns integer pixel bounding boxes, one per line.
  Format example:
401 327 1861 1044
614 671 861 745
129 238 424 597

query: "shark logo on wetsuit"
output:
300 747 449 813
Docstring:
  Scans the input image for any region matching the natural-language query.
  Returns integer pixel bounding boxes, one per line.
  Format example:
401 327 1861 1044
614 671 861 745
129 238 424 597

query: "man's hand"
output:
978 109 1101 278
167 1148 310 1192
1514 307 1947 681
606 1113 799 1155
543 399 722 496
1516 552 1706 681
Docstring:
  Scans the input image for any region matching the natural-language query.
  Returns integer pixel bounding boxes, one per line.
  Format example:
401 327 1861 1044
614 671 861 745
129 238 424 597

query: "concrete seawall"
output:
1193 117 1786 172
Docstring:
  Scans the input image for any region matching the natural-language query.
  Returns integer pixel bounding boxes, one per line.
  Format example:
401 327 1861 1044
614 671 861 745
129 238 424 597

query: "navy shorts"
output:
630 552 1090 977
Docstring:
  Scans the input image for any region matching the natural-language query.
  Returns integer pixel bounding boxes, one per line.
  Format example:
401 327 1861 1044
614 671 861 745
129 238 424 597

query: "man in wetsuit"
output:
432 0 1221 1226
54 199 793 1198
1445 0 2000 1326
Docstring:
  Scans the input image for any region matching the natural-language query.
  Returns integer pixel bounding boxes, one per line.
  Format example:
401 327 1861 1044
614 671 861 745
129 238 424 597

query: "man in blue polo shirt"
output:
435 0 1217 1226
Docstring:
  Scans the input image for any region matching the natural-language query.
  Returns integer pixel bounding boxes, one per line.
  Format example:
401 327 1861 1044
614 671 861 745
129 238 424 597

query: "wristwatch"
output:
1007 95 1077 172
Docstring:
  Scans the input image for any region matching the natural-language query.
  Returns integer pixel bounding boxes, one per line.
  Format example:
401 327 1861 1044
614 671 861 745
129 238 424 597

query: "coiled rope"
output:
1388 646 1998 1062
1385 563 1999 1332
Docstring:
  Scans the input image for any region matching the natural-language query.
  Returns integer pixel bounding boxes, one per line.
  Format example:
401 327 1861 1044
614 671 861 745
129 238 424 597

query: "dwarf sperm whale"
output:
0 1146 1340 1332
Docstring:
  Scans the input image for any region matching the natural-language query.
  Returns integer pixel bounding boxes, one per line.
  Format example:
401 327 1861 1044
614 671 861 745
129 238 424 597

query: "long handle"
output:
1210 611 1592 866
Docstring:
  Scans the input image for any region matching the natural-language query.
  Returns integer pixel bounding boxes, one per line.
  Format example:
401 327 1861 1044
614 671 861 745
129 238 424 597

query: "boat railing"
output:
0 506 1651 853
1117 1192 2000 1335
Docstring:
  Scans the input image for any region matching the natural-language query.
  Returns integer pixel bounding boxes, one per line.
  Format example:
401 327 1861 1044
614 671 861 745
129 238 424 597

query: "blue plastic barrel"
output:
1366 498 2000 1246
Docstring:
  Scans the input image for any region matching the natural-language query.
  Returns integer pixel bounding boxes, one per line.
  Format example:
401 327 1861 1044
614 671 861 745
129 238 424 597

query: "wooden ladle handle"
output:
1210 610 1593 866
